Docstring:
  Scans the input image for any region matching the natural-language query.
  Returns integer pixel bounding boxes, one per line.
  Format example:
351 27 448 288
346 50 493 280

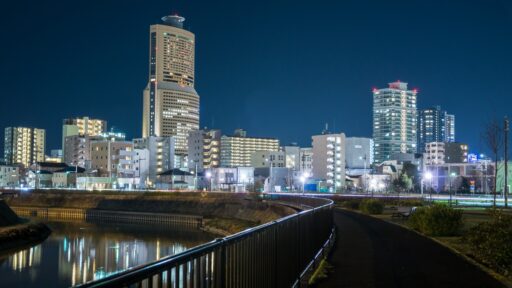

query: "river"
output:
0 220 215 287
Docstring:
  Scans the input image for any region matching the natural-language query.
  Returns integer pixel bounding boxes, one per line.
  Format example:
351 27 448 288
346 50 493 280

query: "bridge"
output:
76 195 334 288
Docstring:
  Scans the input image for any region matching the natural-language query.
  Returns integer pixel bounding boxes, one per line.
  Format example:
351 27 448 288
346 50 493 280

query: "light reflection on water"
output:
0 221 214 288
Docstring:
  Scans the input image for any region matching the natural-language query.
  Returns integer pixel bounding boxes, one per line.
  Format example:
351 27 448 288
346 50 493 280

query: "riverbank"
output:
3 190 295 235
0 221 51 254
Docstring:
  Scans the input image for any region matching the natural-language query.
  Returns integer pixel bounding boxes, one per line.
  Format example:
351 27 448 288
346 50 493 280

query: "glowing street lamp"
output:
205 171 212 192
301 172 310 195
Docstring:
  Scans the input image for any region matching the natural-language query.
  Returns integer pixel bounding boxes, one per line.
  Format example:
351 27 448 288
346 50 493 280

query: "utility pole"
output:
505 116 509 208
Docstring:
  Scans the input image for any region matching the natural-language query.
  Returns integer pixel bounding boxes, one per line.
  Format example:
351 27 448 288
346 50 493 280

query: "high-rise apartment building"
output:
188 129 221 172
446 114 456 143
142 15 200 158
220 130 279 167
62 117 107 157
4 127 45 167
373 81 417 164
312 133 346 192
417 106 448 153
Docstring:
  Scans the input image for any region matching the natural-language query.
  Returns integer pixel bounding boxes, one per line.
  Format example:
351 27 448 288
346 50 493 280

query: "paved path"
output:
318 209 506 288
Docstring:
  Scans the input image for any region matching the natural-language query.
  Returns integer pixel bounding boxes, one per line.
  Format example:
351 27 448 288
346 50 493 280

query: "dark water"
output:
0 220 215 287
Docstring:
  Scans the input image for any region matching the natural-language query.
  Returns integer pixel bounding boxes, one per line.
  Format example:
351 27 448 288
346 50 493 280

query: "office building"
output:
220 129 279 167
445 142 469 163
188 129 221 172
133 136 175 183
142 14 200 158
345 137 374 175
373 81 417 164
312 133 346 192
4 127 45 167
446 114 456 143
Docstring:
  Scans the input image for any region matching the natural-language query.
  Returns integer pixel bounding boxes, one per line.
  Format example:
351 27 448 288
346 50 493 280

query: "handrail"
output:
77 194 334 288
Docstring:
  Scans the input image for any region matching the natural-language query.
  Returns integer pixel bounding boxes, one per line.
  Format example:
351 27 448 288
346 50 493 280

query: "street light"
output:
449 172 457 206
423 171 433 201
300 172 309 195
205 171 212 192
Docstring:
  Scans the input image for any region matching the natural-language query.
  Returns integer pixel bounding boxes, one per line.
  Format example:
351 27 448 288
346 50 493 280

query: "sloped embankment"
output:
5 191 296 234
0 200 51 253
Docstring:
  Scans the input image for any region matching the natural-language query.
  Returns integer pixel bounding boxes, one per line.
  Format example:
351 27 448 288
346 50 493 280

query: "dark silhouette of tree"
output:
482 119 503 207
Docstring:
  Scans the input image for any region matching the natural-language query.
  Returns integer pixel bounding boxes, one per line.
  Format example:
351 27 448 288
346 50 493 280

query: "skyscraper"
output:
142 15 200 160
372 81 417 164
417 106 446 153
445 114 455 143
4 127 45 167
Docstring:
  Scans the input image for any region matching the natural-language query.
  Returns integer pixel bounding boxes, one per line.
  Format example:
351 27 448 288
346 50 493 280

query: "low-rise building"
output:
133 136 175 185
445 142 469 163
250 151 286 168
424 142 445 165
0 165 20 188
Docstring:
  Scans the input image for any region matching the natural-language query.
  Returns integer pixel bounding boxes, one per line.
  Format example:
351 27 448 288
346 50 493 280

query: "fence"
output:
76 195 334 288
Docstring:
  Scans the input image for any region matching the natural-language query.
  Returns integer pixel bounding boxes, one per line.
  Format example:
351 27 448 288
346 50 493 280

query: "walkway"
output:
318 209 505 288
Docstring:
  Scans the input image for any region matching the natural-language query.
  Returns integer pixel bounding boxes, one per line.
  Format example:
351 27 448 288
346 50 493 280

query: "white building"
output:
205 167 254 192
250 151 286 168
345 137 374 176
312 133 346 192
0 165 20 188
424 142 446 165
300 147 313 174
133 136 175 184
188 129 221 172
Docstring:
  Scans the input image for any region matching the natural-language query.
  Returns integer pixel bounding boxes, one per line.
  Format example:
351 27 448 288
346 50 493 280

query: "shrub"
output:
408 204 463 236
465 210 512 273
360 199 384 214
341 199 361 210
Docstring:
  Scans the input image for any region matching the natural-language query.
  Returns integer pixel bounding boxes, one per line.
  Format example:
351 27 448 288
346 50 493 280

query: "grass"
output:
308 258 333 286
203 217 259 235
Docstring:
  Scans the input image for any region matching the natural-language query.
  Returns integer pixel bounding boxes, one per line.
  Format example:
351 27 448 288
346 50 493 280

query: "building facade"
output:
142 15 200 158
345 137 374 171
445 142 469 163
417 106 446 153
424 142 445 165
312 133 346 192
90 140 133 177
4 127 45 167
283 145 301 171
300 147 313 174
446 114 456 143
220 130 279 167
250 151 286 168
187 129 221 172
62 117 107 156
373 81 417 164
133 136 175 183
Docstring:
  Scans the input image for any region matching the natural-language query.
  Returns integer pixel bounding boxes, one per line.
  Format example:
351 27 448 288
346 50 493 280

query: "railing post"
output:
215 239 225 288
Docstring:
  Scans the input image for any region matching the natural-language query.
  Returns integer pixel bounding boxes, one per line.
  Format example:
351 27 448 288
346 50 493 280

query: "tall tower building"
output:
312 133 346 192
417 106 446 153
372 81 417 164
142 15 200 159
4 127 45 167
445 114 455 143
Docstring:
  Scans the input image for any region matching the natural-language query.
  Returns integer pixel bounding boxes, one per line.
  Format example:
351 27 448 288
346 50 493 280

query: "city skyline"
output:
1 1 511 154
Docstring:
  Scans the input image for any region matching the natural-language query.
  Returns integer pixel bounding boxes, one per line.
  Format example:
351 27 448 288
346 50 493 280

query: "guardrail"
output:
76 195 334 288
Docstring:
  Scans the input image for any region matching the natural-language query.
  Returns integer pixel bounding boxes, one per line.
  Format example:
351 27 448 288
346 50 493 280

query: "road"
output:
318 209 506 288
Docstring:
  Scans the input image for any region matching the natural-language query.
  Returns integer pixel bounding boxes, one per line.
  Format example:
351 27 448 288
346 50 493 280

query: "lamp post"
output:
206 171 212 192
266 158 273 193
449 172 456 207
424 171 433 203
300 172 309 196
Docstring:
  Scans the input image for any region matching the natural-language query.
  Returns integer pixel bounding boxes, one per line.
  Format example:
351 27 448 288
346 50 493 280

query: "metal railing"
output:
77 195 334 288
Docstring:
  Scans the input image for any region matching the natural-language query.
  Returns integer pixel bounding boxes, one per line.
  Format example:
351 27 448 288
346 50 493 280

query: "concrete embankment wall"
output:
4 191 295 230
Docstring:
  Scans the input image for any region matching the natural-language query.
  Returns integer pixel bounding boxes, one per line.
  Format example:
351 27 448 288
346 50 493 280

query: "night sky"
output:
1 0 511 154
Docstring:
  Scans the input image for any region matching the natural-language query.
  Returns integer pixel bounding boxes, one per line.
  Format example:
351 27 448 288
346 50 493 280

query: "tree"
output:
402 162 420 191
482 119 503 208
393 172 413 193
